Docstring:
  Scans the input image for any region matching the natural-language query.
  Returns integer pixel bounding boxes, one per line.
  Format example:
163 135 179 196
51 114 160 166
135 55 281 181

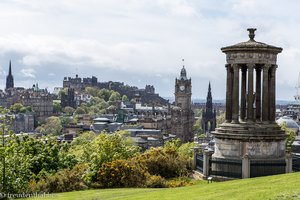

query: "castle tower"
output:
171 62 194 143
211 28 286 179
202 82 216 133
6 60 14 90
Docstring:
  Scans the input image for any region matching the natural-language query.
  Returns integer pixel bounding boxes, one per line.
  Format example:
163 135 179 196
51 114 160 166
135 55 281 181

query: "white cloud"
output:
20 68 36 78
0 0 298 99
155 0 197 17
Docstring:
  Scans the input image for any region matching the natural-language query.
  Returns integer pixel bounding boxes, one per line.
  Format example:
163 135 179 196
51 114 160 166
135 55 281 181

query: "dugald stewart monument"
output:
211 28 288 178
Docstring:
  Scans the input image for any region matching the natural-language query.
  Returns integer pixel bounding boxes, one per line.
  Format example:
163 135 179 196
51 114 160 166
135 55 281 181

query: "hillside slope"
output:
25 172 300 200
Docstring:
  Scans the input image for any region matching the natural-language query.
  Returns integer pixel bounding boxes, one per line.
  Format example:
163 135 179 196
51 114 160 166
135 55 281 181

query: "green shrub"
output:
97 159 147 188
134 147 188 179
28 163 88 193
146 175 167 188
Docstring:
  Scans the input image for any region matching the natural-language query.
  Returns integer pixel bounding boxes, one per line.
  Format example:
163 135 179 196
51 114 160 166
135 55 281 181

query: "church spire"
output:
9 60 12 75
207 81 212 99
206 81 213 113
6 60 14 90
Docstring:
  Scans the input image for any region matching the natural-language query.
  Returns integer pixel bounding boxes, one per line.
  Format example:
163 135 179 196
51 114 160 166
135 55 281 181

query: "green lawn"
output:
25 172 300 200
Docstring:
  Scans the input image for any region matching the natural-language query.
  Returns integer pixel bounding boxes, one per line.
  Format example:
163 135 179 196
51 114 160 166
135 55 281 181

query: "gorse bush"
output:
146 175 167 188
97 159 148 188
134 147 189 179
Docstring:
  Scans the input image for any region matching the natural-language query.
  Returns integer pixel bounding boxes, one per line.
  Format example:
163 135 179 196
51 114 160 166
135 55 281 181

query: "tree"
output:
10 103 30 114
99 89 112 102
70 130 140 182
281 122 296 153
88 97 109 115
109 91 121 102
122 95 128 102
193 118 204 136
36 116 63 135
194 109 203 118
85 87 100 97
216 111 225 127
75 107 86 115
58 88 67 99
53 101 62 113
63 106 75 115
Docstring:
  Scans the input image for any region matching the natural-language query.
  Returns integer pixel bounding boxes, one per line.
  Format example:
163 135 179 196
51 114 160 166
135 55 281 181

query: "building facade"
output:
171 66 194 143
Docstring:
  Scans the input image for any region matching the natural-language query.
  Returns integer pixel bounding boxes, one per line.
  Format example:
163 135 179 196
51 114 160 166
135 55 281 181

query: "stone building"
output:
211 28 287 178
171 66 194 143
0 63 53 123
62 74 168 105
11 113 35 133
61 88 76 108
21 87 53 122
145 85 155 94
202 82 216 133
63 74 98 90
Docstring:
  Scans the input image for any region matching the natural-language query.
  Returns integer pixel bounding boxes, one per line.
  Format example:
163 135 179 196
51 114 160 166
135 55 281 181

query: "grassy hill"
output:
25 172 300 200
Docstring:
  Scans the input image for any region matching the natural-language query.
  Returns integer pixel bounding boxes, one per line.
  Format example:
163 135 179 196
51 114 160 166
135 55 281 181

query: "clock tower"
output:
175 66 192 109
171 65 194 143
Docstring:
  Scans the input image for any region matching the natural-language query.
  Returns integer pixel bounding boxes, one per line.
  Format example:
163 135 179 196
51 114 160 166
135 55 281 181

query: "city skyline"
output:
0 0 299 100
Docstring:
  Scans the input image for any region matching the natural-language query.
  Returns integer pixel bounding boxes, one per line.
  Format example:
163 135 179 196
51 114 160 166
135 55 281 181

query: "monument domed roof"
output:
221 28 282 53
276 116 300 130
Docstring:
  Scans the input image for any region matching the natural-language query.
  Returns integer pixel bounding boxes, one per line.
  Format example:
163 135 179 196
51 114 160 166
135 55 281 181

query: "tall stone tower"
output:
211 28 286 178
202 82 216 133
175 66 192 110
6 60 14 90
171 65 194 143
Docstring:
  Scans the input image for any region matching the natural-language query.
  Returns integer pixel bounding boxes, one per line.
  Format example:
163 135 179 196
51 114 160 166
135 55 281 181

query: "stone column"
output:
247 64 254 121
242 154 250 178
203 149 213 178
255 68 261 121
285 153 292 173
225 64 233 122
262 65 270 122
232 64 240 123
193 147 200 170
269 65 277 122
240 67 247 121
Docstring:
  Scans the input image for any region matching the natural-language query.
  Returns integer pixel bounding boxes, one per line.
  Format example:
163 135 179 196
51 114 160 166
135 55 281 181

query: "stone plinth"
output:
211 122 286 178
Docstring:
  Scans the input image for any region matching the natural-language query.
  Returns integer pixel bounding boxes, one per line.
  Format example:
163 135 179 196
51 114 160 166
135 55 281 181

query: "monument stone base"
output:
211 122 286 178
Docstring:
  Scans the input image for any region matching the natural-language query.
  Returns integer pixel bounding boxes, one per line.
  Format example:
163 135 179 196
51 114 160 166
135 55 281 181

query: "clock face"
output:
180 85 185 91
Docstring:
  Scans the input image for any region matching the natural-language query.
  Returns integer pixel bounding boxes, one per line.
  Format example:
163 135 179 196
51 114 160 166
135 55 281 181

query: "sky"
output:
0 0 299 100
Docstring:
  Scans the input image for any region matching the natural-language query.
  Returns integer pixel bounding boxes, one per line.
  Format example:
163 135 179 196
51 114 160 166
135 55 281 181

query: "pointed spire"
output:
6 60 14 90
9 60 12 75
206 81 213 113
180 58 187 80
207 81 212 99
